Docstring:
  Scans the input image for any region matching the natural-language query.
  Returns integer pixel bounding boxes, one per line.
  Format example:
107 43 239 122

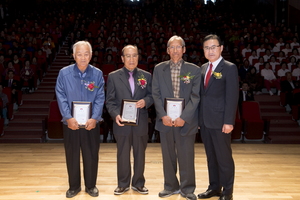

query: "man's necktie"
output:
243 91 247 101
128 71 135 96
205 63 213 88
8 79 12 87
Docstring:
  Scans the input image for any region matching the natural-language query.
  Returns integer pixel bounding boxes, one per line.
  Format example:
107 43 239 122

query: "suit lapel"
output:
119 69 132 95
206 59 224 91
179 63 188 97
163 62 174 97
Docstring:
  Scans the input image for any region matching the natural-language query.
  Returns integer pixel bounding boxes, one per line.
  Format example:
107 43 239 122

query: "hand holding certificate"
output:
72 101 92 128
164 98 185 121
120 99 139 126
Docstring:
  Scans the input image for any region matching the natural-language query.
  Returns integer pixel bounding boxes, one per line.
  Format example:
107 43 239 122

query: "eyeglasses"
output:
123 54 138 59
204 45 221 51
168 46 183 51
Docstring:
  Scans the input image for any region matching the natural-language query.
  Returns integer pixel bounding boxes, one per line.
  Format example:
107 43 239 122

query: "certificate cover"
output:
120 99 139 126
164 98 185 121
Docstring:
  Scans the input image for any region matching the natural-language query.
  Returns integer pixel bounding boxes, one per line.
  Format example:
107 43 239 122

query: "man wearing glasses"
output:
106 45 153 196
152 35 201 200
198 34 239 200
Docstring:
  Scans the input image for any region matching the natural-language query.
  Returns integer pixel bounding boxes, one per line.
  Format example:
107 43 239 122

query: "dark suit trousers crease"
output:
63 124 100 190
114 131 148 188
200 125 235 195
160 128 196 194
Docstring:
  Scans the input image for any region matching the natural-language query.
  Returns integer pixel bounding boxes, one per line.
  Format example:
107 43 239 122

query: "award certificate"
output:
72 101 92 128
120 99 139 126
164 98 185 121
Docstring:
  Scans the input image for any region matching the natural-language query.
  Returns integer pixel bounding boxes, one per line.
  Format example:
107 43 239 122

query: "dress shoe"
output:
66 187 81 198
219 194 233 200
85 187 99 197
114 187 129 195
158 189 180 198
180 192 197 200
132 186 148 194
198 189 221 199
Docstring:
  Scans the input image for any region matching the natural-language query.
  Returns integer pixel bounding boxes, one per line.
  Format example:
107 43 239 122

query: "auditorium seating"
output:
47 100 63 139
241 101 270 142
231 108 243 141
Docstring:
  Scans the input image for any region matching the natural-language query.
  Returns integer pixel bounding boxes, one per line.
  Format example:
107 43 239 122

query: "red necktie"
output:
205 63 213 88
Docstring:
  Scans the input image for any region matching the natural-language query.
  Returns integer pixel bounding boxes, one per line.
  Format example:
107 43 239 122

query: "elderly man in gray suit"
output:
152 35 201 200
106 45 153 196
197 34 239 200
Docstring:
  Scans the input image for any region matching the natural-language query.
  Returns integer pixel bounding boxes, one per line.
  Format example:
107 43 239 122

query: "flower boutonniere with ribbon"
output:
83 81 99 91
137 73 147 89
213 71 222 79
179 72 195 84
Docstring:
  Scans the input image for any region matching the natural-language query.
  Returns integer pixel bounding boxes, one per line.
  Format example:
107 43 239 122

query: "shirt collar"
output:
210 56 223 71
170 59 183 69
74 63 90 78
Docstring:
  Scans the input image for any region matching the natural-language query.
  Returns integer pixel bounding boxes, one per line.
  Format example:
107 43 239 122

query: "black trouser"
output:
63 124 100 190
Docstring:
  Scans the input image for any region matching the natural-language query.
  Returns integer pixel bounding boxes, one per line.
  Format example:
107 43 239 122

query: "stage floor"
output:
0 143 299 200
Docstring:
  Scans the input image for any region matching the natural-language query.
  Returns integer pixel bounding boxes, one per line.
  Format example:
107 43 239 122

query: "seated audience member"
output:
263 49 272 62
291 48 300 61
277 51 287 63
238 81 255 111
0 83 9 125
280 72 300 112
282 43 292 57
290 37 300 49
275 37 285 51
269 55 280 72
3 70 21 110
261 62 281 96
3 61 18 77
230 46 242 67
241 43 251 58
292 60 300 80
254 56 264 74
277 62 290 78
256 44 266 57
239 59 251 82
248 50 258 66
20 60 35 93
287 56 297 72
245 66 263 95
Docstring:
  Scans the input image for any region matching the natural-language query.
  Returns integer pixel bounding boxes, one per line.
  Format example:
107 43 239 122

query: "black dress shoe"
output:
180 192 197 200
66 187 81 198
85 187 99 197
219 194 233 200
132 186 149 194
114 187 129 195
158 189 180 197
198 189 221 199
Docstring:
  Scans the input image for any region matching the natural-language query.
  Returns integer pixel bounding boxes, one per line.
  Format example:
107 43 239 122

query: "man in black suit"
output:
280 72 300 112
238 82 255 113
3 70 21 110
106 45 153 195
152 35 201 200
198 34 239 200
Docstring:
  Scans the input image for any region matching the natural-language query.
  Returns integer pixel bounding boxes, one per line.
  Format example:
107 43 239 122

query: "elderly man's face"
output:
73 45 92 69
167 39 186 63
121 46 138 71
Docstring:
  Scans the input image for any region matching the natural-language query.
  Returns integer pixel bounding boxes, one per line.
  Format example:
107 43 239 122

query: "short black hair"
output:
203 34 222 46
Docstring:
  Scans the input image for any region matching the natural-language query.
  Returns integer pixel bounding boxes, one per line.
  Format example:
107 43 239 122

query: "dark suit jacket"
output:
199 59 239 129
106 67 153 136
3 79 21 90
281 80 299 93
152 60 201 136
238 90 254 104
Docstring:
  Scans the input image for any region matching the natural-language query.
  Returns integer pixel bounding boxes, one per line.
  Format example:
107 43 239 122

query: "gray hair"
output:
167 35 185 47
121 45 138 56
73 41 92 55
